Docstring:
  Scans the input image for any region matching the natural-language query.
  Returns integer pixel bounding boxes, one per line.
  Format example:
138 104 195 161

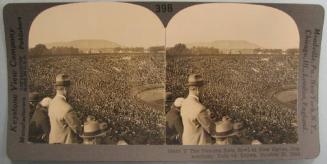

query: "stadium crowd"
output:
28 54 165 144
166 54 298 144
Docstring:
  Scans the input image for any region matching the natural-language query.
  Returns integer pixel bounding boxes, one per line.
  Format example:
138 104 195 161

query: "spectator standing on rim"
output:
28 97 52 143
48 74 81 144
28 92 40 119
166 97 184 144
180 74 216 145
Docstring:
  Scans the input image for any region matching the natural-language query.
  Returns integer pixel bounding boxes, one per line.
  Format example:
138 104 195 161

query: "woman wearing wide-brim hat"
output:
213 116 240 145
80 118 109 144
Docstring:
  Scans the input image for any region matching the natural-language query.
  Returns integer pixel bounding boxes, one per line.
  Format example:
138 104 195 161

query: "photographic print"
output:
27 2 166 145
165 3 299 145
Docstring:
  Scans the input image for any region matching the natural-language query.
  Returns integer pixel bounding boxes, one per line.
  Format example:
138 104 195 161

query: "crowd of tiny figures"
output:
28 53 298 145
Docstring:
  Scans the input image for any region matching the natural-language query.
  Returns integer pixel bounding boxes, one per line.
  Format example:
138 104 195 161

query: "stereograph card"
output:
2 0 324 161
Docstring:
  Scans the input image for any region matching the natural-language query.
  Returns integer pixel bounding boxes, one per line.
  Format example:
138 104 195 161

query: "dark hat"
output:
29 92 40 102
99 122 109 133
86 115 96 122
233 122 245 132
165 92 173 102
55 74 70 86
186 74 204 87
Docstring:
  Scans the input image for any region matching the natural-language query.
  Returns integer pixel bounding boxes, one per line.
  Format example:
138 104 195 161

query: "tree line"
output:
167 43 299 56
29 44 166 56
29 44 81 56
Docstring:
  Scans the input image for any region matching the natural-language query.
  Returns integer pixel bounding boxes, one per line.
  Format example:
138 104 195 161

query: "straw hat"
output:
80 119 109 138
186 74 205 87
213 116 239 138
117 139 128 145
55 74 70 86
251 140 262 145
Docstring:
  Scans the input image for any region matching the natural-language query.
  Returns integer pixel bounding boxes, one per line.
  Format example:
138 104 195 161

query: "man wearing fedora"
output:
180 74 216 145
48 74 81 144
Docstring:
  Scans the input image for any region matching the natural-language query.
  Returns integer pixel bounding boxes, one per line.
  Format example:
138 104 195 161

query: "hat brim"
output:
186 81 205 87
212 130 240 139
80 130 108 138
54 80 71 87
233 126 245 132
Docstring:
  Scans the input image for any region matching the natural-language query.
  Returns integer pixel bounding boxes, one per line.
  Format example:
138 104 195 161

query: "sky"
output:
29 2 165 48
166 3 299 49
29 2 299 49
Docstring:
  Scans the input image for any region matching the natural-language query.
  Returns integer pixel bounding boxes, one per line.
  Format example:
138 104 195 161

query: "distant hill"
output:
186 40 262 49
45 39 121 51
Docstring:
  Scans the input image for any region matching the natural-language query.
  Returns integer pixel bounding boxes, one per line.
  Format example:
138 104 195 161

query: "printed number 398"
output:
155 4 173 13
